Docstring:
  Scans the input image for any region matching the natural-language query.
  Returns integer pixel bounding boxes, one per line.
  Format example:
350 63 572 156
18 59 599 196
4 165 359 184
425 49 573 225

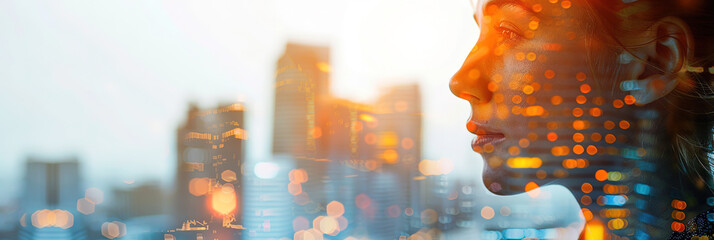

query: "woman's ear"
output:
619 17 692 105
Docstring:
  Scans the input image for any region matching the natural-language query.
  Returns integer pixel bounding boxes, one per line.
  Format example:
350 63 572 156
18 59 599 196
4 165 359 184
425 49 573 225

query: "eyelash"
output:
495 23 522 44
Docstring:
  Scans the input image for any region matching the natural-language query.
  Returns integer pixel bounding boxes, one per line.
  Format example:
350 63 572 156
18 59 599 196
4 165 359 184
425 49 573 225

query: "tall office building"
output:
111 182 166 220
271 43 425 239
171 103 245 239
374 84 422 235
18 157 87 240
242 155 294 240
272 42 331 158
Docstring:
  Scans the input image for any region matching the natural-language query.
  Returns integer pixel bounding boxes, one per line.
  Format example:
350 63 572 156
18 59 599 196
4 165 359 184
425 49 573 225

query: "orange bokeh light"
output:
595 170 608 181
188 177 211 197
525 182 540 198
211 185 237 215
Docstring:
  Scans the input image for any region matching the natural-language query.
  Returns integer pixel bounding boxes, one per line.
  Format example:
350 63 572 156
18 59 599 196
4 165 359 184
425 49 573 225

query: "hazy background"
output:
0 0 479 205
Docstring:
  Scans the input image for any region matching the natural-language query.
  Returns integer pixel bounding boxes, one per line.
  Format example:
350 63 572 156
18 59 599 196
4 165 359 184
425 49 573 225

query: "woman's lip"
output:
471 134 506 148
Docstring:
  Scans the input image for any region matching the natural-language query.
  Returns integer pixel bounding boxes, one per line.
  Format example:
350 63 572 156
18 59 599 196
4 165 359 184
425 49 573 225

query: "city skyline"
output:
0 0 477 206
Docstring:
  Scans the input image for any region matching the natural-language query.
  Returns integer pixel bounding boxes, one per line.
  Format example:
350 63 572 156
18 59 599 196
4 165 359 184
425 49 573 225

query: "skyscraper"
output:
18 157 87 240
374 84 422 235
171 103 246 239
242 155 294 240
272 42 330 158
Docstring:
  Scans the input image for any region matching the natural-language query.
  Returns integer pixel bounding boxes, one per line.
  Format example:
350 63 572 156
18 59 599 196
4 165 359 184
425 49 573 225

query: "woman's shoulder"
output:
670 208 714 240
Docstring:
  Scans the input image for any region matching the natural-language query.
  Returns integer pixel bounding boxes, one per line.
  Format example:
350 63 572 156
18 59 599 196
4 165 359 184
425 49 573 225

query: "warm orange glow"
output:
364 133 377 145
613 99 624 108
582 208 594 221
584 220 604 240
576 72 587 81
310 127 322 138
586 145 598 155
608 218 627 230
31 209 74 229
595 170 608 181
573 145 584 155
573 133 584 142
507 157 542 168
572 120 587 130
605 134 616 144
526 52 537 61
671 221 685 232
518 138 530 148
288 182 303 196
188 177 211 197
532 4 543 12
364 160 379 171
604 121 615 130
582 183 593 193
523 106 544 116
603 209 631 218
589 107 602 117
480 206 495 220
563 159 577 169
576 95 587 104
512 95 522 104
580 84 591 94
551 146 570 156
561 0 572 9
418 159 453 175
326 201 345 217
316 62 331 72
523 85 535 95
572 107 584 117
525 182 540 198
221 170 237 182
508 146 521 156
551 96 563 105
289 169 308 183
488 82 499 92
619 120 630 129
577 158 589 168
359 114 375 123
211 185 237 215
591 133 602 142
545 69 555 79
547 132 558 142
401 137 414 149
382 149 399 164
581 195 592 205
624 95 636 105
604 184 629 194
672 200 687 210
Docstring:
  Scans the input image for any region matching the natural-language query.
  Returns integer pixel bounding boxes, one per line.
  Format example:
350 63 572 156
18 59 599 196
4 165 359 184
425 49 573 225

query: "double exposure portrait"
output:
1 0 712 239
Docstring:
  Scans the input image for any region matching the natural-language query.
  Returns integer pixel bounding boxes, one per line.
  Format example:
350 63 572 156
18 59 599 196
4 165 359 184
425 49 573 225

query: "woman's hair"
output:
580 0 714 189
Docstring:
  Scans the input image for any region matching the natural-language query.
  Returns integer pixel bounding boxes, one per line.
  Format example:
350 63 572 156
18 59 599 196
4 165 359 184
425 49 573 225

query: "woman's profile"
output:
450 0 714 238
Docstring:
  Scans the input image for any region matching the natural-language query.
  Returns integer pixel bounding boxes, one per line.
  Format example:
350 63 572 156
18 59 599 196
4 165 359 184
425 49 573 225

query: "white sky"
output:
0 0 480 205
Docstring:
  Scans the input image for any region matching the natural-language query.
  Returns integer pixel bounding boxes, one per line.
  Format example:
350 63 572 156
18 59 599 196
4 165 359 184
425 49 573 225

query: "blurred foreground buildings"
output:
3 42 453 240
169 103 246 239
271 42 430 239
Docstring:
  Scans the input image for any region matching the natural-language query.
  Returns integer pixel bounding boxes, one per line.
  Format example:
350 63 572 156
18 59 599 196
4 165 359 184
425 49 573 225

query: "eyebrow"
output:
475 0 537 27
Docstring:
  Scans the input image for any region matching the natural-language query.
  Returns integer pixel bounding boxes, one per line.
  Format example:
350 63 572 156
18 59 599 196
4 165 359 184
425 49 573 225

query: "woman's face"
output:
451 0 632 194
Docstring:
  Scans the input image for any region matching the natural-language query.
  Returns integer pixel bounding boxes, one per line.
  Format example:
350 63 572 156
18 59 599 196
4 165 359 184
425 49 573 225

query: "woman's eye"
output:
495 22 522 43
499 28 519 40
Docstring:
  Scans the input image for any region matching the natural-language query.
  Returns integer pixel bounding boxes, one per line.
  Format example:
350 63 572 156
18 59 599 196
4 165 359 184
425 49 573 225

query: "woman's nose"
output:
450 45 493 104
